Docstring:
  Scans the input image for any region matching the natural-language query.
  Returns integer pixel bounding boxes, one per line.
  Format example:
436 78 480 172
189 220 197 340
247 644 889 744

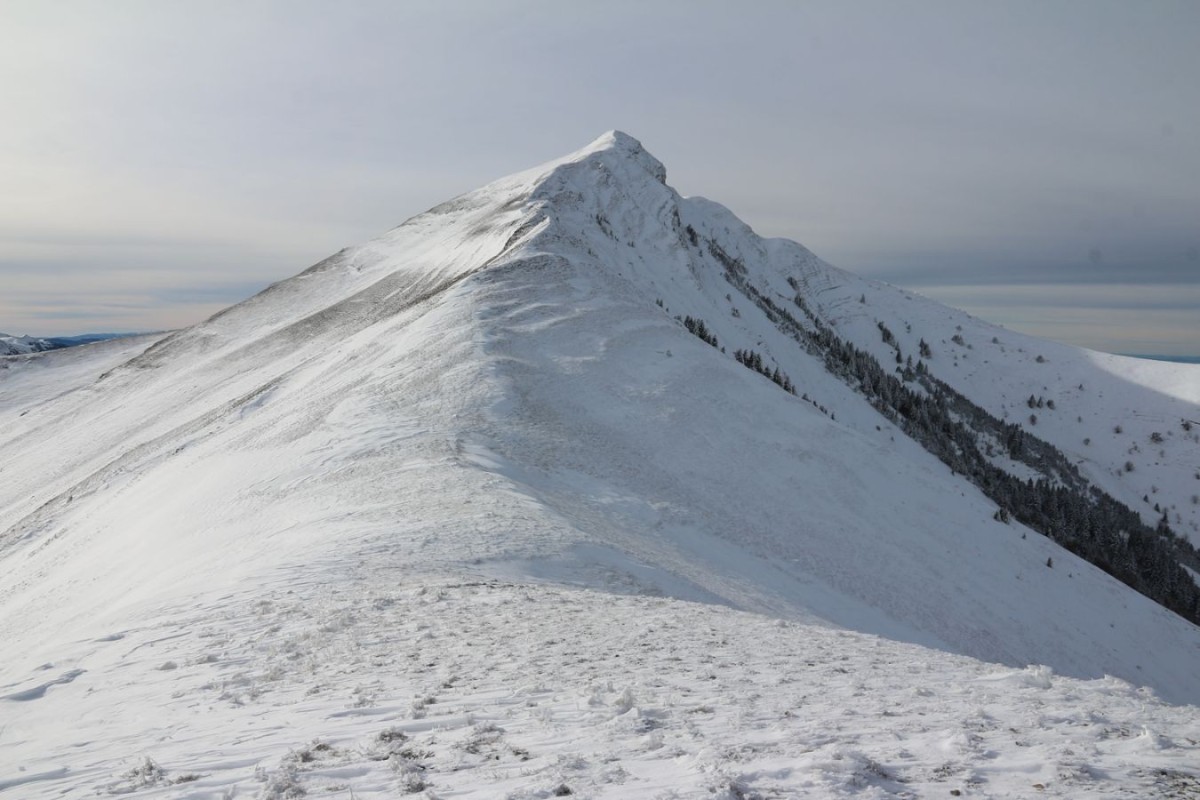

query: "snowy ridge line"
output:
0 228 543 554
106 261 478 381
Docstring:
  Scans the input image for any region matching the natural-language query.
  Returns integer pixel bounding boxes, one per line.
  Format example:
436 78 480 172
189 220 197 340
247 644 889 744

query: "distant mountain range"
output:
0 332 135 356
0 332 58 355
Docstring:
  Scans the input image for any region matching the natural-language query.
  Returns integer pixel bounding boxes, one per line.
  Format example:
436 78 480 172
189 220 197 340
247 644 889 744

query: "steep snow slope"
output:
766 256 1200 545
0 334 166 407
1 132 1198 797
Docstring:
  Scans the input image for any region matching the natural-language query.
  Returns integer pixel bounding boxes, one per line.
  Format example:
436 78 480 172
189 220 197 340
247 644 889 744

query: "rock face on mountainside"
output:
1 131 1199 799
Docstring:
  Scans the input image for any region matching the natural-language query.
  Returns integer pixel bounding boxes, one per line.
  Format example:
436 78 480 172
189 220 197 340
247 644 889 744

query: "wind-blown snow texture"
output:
1 132 1198 798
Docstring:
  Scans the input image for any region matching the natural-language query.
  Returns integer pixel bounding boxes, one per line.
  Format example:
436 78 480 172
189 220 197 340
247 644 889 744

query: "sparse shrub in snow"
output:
110 756 166 793
1017 664 1055 689
612 686 636 714
379 726 409 744
711 777 764 800
289 740 335 764
460 722 505 755
256 764 305 799
410 693 436 717
363 727 414 762
393 757 429 794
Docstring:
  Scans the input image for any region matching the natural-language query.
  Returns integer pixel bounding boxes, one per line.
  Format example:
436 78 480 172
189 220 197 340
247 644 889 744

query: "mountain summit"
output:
2 134 1199 797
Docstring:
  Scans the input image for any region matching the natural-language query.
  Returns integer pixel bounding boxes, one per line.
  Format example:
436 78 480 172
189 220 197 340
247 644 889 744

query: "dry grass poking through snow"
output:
4 565 1197 799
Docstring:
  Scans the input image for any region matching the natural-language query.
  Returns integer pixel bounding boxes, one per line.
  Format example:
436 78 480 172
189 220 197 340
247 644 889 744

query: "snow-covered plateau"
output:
1 132 1197 798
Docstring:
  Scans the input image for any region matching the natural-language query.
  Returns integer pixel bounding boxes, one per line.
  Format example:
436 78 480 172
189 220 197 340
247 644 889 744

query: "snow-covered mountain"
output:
0 332 133 357
1 132 1198 798
0 332 57 356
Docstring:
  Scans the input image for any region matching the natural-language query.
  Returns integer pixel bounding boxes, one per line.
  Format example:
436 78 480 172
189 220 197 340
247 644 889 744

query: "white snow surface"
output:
1 131 1198 798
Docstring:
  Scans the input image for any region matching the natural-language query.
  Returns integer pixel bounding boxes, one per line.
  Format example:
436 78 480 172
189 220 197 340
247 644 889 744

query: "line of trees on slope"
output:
679 313 798 395
732 348 796 394
690 235 1200 626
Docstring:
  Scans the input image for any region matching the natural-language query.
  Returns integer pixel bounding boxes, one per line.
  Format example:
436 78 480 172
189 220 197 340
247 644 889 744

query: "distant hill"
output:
0 332 136 356
0 332 57 355
1125 354 1200 365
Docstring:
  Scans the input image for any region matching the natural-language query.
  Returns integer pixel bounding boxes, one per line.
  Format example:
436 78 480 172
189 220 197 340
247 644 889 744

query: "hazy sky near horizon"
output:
2 1 1197 354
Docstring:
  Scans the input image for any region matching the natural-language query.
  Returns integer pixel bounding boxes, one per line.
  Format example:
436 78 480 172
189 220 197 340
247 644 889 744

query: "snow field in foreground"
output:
2 565 1197 800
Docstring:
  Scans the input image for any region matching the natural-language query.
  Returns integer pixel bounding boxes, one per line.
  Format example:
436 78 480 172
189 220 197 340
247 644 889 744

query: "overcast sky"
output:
2 1 1197 355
